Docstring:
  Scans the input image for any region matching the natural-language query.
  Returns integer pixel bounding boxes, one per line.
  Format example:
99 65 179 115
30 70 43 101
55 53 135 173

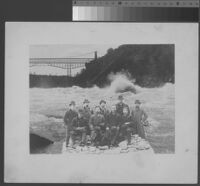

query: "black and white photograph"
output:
5 23 198 183
29 44 175 155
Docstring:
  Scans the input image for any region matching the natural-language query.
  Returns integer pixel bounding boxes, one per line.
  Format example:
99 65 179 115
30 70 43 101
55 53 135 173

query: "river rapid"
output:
30 73 175 153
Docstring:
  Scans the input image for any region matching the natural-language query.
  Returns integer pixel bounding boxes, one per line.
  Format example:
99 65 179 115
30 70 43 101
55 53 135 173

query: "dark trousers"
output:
100 129 110 146
119 124 135 144
65 126 71 146
109 126 120 146
70 128 87 145
91 127 101 145
91 126 108 146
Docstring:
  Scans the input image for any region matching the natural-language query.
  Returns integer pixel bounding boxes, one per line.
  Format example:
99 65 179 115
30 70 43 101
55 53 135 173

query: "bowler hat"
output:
118 95 124 100
99 100 106 104
83 99 90 104
135 100 141 104
69 101 75 106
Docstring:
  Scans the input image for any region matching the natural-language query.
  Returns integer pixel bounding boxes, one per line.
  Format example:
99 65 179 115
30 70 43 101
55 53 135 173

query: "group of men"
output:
64 95 148 148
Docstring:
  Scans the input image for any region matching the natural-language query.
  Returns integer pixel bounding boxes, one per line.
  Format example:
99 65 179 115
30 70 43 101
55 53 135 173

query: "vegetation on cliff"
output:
30 45 174 88
74 44 174 88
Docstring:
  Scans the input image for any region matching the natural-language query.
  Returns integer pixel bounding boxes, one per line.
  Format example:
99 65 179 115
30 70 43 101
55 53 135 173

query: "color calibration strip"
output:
73 0 199 21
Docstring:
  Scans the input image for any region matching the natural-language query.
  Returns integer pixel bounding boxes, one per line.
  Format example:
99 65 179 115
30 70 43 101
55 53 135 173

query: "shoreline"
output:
30 74 174 89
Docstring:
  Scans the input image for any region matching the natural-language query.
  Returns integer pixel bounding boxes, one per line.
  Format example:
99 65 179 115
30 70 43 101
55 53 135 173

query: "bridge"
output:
29 51 97 76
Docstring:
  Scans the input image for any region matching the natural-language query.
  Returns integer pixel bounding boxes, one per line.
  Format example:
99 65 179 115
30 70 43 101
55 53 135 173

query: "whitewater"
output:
30 73 175 153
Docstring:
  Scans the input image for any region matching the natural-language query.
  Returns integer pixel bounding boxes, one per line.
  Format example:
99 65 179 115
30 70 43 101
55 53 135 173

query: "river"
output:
30 74 175 153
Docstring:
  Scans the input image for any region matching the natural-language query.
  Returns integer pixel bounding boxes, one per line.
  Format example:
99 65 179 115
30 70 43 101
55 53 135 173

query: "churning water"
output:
30 73 175 153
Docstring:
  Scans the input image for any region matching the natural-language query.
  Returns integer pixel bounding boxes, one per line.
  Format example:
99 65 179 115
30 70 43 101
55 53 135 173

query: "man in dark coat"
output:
118 106 135 145
70 109 88 146
89 106 105 146
99 100 111 146
116 95 130 116
131 100 148 139
99 99 110 125
82 99 92 119
82 99 93 135
107 105 121 147
63 101 78 147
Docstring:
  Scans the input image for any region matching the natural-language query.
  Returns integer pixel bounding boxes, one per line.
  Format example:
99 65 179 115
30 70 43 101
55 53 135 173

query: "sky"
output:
30 44 120 58
29 44 121 76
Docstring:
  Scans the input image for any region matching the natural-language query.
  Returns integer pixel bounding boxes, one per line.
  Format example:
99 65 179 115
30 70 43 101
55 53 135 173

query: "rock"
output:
129 148 137 152
120 149 129 153
116 85 137 94
118 141 128 149
88 146 96 152
99 146 109 150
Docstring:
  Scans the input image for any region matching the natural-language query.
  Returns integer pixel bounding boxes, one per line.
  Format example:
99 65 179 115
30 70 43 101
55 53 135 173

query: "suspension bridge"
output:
29 51 97 76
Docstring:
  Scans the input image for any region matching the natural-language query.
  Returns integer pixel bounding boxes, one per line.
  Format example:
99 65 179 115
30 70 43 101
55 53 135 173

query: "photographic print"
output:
5 23 198 183
29 44 175 155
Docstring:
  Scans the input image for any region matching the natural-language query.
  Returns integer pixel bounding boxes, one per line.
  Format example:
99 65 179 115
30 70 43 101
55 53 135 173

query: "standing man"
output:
107 105 120 147
116 95 130 116
89 106 105 146
99 100 110 146
63 101 78 148
82 99 92 136
82 99 92 120
99 99 110 125
70 109 88 147
131 100 148 139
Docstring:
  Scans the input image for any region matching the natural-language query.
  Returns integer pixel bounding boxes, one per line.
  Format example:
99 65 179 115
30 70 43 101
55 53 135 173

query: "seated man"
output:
89 106 105 146
118 106 135 145
70 109 88 147
107 105 121 147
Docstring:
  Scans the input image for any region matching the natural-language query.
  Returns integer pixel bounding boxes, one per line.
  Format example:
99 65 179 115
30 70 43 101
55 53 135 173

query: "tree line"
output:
74 44 174 87
30 45 174 88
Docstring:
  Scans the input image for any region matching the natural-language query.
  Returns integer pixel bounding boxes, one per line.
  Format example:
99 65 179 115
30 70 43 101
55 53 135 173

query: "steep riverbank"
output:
30 44 174 88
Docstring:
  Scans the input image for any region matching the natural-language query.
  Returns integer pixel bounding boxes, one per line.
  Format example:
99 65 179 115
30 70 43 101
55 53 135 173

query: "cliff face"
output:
74 44 174 88
30 45 174 88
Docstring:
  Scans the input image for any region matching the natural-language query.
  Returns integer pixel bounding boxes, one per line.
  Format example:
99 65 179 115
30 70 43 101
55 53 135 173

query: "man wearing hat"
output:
99 99 107 114
70 109 88 146
107 105 121 147
82 99 93 135
131 100 148 139
99 100 110 146
64 101 78 147
118 106 134 145
82 99 92 119
99 99 110 124
116 95 130 116
89 106 105 146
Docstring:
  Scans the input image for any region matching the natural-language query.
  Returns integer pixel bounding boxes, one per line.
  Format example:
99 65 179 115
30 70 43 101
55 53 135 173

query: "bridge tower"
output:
95 51 97 60
67 64 72 76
